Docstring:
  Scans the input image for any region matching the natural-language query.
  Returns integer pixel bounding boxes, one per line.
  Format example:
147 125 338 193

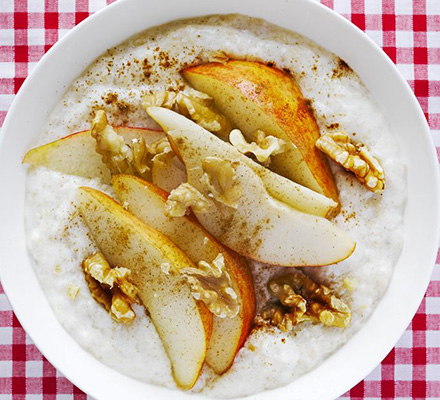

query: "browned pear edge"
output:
182 60 340 204
78 186 212 390
22 126 162 164
111 174 256 374
150 125 353 267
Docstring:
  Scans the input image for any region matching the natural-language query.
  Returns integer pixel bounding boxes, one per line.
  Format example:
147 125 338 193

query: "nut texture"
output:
143 88 232 139
181 254 239 319
82 252 139 324
262 271 351 331
200 157 242 209
91 110 151 179
229 129 286 166
165 183 212 217
67 284 80 300
149 137 174 168
207 50 230 64
316 131 385 193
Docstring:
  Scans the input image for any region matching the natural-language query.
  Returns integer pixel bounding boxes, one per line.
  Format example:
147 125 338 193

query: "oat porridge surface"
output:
25 14 406 398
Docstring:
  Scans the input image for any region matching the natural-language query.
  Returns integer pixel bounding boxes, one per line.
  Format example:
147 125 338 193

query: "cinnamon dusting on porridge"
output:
23 14 405 398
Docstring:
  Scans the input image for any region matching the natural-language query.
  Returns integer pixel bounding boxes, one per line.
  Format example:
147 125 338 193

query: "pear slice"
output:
152 157 187 193
112 174 256 374
193 160 355 266
77 187 212 389
23 127 164 183
146 107 355 267
146 107 337 218
182 61 339 202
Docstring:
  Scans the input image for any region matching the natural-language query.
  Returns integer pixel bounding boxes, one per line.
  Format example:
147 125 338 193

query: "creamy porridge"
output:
24 14 406 398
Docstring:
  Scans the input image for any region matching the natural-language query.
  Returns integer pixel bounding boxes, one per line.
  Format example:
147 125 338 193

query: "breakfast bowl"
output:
0 0 439 399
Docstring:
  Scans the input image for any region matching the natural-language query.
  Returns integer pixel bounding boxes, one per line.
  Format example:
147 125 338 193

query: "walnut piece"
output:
207 50 229 64
83 269 112 310
82 252 139 324
67 284 80 300
181 254 239 319
316 131 385 193
149 137 174 168
143 88 232 139
229 129 286 166
160 262 172 275
261 300 307 332
262 271 351 331
131 138 150 177
110 289 137 323
200 157 242 209
165 183 212 217
91 110 150 180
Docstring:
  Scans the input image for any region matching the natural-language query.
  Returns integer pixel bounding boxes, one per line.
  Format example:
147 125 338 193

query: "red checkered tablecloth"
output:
0 0 439 398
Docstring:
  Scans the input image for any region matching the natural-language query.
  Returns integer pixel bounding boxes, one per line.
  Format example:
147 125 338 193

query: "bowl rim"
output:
0 0 439 399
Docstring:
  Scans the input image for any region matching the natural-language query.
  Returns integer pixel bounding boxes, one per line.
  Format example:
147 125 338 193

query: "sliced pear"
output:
112 174 255 374
182 61 339 202
152 157 187 193
146 107 355 266
146 107 337 218
23 127 164 183
77 187 212 389
195 161 354 266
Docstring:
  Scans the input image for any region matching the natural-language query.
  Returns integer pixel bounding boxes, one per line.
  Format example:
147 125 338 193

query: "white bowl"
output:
0 0 439 399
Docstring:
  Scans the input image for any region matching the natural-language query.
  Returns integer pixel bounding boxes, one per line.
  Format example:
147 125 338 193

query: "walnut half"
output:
229 129 286 166
149 137 174 168
143 88 232 139
180 254 239 319
91 110 151 180
165 183 212 217
200 157 243 209
316 131 385 193
207 50 230 64
262 271 351 332
82 252 139 324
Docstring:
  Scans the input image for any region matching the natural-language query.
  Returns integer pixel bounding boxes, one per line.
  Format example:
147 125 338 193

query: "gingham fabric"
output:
0 0 439 398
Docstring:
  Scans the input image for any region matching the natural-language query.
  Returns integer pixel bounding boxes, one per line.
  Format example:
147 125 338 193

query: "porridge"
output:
24 14 406 398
